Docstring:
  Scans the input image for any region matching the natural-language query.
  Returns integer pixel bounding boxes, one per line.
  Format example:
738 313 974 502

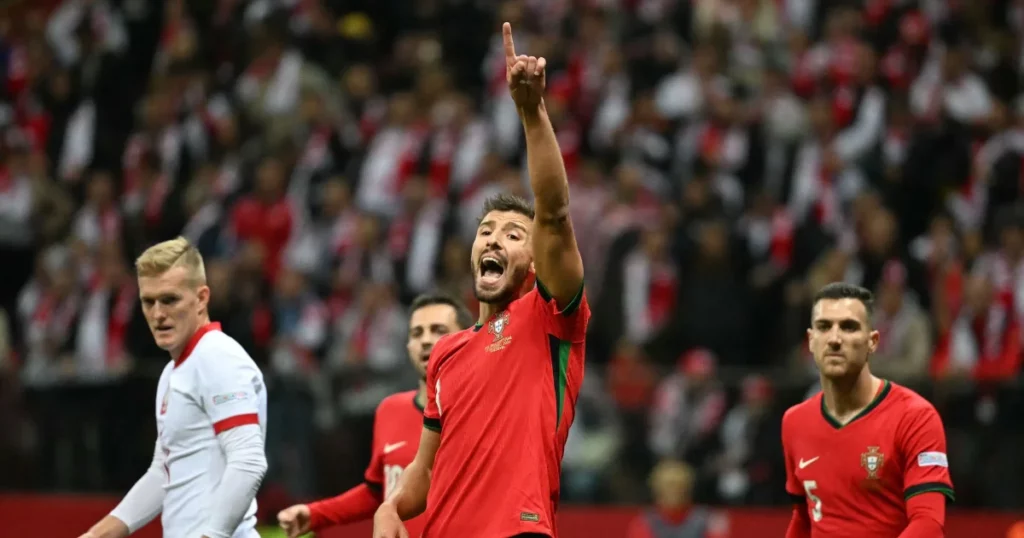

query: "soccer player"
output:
783 282 954 538
372 21 590 538
78 237 268 538
275 293 473 537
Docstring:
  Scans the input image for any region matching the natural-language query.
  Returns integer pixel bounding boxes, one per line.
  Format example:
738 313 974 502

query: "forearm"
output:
200 425 268 538
106 468 165 536
521 104 569 218
384 462 431 520
899 492 945 538
897 518 944 538
308 483 383 530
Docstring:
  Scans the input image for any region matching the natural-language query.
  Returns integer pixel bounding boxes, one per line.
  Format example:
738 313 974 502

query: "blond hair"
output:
135 236 206 285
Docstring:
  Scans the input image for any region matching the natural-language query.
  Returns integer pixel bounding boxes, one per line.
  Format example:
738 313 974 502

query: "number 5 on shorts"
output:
803 480 823 522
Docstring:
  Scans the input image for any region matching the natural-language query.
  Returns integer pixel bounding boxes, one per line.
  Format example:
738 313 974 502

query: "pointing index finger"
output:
503 22 516 63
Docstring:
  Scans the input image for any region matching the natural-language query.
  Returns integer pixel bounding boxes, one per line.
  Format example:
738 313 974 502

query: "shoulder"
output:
192 331 262 377
887 382 942 426
426 329 474 376
434 328 475 357
377 390 418 416
782 393 821 438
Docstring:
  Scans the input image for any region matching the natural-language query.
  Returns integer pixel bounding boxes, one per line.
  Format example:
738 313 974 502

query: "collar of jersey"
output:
174 322 223 368
819 379 891 429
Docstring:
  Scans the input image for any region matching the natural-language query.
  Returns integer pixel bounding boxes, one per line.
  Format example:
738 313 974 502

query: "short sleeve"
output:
900 405 954 502
363 403 385 489
423 342 443 433
535 280 590 343
195 354 266 435
781 410 804 500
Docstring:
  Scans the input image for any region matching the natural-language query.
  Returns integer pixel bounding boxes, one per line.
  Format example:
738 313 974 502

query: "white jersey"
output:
155 323 267 538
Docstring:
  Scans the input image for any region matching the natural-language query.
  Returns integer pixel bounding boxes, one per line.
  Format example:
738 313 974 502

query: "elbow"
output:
534 195 571 222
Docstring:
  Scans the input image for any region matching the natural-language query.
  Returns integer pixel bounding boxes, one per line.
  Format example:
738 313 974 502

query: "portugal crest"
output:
861 446 885 479
488 311 510 342
486 311 512 352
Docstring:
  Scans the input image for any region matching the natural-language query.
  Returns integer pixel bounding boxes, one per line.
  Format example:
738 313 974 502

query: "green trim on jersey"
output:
904 482 955 502
820 379 892 429
424 417 441 433
548 335 571 431
537 279 585 316
412 392 426 412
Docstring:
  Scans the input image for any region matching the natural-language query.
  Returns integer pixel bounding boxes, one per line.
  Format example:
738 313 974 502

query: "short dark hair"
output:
480 193 535 221
812 282 874 320
410 292 474 329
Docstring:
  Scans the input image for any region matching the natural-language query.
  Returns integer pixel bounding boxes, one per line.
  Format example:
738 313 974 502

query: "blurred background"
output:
1 0 1024 535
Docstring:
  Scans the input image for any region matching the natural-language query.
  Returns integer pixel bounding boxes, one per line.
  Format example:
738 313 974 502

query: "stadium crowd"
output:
1 0 1024 519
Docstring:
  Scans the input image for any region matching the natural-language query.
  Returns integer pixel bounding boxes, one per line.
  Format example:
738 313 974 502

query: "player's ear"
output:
868 329 880 353
806 328 813 352
197 284 211 310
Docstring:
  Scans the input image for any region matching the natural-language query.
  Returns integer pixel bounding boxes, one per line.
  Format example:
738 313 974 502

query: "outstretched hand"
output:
503 22 546 111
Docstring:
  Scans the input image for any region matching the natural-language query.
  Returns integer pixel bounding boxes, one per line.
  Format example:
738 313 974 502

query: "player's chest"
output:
436 333 546 411
791 427 904 497
157 370 213 447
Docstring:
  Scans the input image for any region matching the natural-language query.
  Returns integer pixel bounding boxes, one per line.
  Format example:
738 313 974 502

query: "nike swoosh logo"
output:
798 456 819 469
383 442 407 454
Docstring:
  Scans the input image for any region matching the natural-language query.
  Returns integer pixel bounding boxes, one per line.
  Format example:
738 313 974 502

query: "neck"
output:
477 301 510 326
415 380 428 408
821 368 881 423
170 315 211 362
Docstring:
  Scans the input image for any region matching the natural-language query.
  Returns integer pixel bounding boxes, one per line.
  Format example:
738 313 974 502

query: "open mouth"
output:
479 255 505 285
155 326 173 335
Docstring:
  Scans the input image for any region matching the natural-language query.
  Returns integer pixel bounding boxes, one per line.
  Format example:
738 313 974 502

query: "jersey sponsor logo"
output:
212 391 249 406
861 446 885 479
384 441 407 454
520 512 540 522
798 456 819 469
917 451 948 468
486 311 512 352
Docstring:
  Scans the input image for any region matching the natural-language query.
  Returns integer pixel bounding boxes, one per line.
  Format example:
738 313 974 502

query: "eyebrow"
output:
479 220 528 233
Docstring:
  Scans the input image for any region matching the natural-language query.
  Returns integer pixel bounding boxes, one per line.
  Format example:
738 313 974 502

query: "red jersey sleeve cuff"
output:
213 413 260 434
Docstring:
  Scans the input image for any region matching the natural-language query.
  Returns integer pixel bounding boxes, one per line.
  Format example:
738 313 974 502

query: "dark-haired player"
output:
783 282 953 538
373 21 590 538
276 294 472 538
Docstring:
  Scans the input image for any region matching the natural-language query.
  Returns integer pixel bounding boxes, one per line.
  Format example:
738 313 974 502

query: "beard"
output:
473 267 529 305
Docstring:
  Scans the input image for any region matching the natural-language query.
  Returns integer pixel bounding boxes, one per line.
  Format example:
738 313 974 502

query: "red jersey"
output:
782 380 954 538
422 284 590 538
307 390 425 534
367 391 426 537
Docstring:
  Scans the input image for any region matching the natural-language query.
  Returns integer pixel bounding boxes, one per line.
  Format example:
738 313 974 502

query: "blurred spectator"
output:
563 370 623 502
714 375 783 505
626 459 729 538
869 260 933 383
649 350 726 470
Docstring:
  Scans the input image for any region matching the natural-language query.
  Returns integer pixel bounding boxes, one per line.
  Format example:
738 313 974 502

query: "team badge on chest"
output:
160 390 170 415
861 446 885 479
486 311 512 352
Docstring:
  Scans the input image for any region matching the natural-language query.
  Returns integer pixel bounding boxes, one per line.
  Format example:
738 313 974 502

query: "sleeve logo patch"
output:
212 391 249 406
917 451 948 468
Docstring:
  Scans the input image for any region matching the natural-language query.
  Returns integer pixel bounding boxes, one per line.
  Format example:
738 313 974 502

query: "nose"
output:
826 329 842 348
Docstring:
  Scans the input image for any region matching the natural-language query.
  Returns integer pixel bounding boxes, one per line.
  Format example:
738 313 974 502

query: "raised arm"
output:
503 22 584 307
